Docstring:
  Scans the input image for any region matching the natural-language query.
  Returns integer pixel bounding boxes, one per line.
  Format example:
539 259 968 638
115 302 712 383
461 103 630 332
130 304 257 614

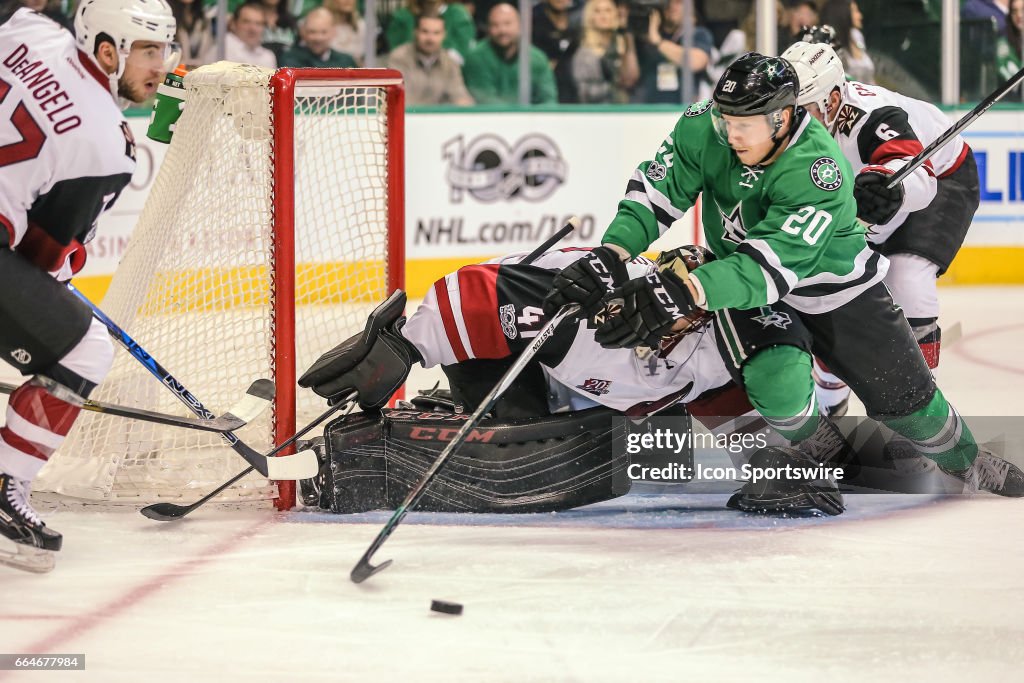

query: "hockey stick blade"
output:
223 379 276 424
140 397 354 520
235 440 319 480
0 379 259 434
262 448 319 480
350 555 392 583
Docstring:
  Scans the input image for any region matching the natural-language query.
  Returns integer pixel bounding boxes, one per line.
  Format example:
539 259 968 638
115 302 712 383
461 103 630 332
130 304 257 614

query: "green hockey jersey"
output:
603 102 887 314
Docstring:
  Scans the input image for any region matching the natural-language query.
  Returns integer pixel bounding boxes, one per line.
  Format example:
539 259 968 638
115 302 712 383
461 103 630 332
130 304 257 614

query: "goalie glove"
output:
595 268 700 349
542 245 628 318
853 165 905 225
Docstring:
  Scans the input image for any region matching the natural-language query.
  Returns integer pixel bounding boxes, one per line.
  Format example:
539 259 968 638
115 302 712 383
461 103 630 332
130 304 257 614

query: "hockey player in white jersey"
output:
403 248 737 418
0 1 177 572
780 40 979 415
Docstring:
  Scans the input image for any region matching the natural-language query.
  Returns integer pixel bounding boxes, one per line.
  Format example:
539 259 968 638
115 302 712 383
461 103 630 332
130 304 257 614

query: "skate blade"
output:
0 537 56 573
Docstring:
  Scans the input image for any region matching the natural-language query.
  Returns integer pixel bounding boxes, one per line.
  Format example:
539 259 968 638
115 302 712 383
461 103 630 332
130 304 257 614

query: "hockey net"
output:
36 63 404 509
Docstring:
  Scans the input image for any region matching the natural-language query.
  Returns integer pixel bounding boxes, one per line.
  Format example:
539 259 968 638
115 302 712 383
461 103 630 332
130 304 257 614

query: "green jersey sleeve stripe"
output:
736 240 800 302
624 168 686 234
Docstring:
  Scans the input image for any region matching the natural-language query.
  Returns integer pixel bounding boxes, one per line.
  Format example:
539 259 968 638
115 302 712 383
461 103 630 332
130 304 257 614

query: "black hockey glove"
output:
595 269 699 349
542 245 629 318
853 165 905 225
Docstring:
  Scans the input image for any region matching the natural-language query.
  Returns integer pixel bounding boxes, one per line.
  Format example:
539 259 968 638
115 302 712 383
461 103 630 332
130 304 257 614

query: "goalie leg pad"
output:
298 291 421 408
308 406 628 514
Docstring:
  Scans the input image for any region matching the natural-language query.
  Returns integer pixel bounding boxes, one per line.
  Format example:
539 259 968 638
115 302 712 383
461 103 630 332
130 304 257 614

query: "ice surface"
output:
1 287 1022 682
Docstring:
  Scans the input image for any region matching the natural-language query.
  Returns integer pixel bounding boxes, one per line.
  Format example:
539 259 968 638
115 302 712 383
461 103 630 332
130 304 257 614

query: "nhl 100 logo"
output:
443 133 568 203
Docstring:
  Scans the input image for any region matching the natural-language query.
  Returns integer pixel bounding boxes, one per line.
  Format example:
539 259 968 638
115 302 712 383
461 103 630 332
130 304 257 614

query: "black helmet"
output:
713 52 799 117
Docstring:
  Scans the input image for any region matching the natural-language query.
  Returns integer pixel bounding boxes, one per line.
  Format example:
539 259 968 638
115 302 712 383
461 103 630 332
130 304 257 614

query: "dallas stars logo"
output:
751 307 792 330
810 157 843 191
718 201 747 244
739 165 764 189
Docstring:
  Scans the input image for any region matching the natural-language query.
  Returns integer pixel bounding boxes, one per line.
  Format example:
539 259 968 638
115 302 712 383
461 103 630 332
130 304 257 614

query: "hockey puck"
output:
430 599 463 615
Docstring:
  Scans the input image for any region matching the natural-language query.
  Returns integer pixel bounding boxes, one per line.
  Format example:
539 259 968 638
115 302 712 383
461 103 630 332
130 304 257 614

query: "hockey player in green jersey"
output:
544 52 1024 509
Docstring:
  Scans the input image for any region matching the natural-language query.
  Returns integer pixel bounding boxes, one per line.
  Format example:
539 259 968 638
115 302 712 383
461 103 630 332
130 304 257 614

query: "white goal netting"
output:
36 63 402 506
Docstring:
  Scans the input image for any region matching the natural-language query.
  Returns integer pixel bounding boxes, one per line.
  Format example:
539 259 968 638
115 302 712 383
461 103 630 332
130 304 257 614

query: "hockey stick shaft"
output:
888 65 1024 188
67 284 312 479
350 304 581 584
521 216 579 265
0 379 267 433
139 394 355 521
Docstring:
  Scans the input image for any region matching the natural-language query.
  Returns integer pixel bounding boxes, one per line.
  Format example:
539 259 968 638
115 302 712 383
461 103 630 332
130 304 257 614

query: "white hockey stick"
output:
0 378 274 434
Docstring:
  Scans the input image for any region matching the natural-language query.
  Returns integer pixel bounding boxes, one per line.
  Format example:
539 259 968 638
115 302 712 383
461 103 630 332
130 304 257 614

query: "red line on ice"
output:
949 322 1024 375
0 516 278 678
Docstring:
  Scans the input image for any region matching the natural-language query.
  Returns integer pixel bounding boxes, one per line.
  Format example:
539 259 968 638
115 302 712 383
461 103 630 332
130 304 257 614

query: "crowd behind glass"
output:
12 0 1021 106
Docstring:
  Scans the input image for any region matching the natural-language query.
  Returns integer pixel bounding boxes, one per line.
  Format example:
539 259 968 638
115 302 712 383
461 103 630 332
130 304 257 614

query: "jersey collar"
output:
76 49 118 102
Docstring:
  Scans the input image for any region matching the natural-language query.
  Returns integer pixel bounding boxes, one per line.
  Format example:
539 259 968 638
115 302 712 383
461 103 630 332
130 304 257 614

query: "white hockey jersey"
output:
0 9 134 271
403 249 734 415
832 80 969 242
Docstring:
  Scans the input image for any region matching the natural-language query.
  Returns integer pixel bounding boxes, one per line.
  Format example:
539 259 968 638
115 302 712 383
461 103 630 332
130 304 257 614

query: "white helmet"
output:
780 41 846 128
74 0 179 78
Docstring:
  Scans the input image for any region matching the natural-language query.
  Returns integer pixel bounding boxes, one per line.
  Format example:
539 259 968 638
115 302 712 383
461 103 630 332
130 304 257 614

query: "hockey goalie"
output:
296 247 846 517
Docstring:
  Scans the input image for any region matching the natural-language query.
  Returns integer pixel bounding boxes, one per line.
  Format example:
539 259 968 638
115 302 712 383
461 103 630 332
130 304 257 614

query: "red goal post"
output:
38 64 405 511
271 68 405 509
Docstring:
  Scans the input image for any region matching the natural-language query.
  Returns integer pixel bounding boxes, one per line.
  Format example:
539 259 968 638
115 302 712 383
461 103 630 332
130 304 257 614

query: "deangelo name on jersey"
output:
2 43 81 134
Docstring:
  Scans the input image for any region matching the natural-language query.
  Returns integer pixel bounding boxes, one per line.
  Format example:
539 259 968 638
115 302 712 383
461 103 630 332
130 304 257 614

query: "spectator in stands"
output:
386 12 474 105
290 0 320 18
323 0 366 64
820 0 874 83
697 0 751 48
996 0 1023 79
533 0 582 103
634 0 714 103
570 0 637 103
786 0 818 45
963 0 1010 33
169 0 215 68
259 0 298 59
462 3 558 103
386 0 476 63
279 6 356 66
203 1 277 68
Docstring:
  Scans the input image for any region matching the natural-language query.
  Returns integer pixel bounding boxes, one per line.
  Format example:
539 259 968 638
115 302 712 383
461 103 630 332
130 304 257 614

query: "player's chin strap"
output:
755 106 804 166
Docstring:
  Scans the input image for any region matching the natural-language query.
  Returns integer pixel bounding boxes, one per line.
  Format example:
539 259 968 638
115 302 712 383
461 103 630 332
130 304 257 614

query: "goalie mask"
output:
781 41 846 130
711 53 799 154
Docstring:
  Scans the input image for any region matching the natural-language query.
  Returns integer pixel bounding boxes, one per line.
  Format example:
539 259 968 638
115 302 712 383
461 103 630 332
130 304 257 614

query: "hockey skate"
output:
0 473 62 573
939 449 1024 497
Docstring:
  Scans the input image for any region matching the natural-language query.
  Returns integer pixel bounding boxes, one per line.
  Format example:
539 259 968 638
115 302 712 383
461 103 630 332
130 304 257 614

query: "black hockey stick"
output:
139 392 356 521
67 284 319 481
888 65 1024 188
0 378 274 434
350 303 582 584
521 216 579 265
